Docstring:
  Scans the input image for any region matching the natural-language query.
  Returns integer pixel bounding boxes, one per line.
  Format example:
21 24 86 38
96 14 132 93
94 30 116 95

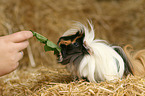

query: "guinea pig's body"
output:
57 22 145 82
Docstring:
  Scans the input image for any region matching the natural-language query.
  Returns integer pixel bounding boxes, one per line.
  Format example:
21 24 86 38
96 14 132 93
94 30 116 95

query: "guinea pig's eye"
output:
73 42 79 47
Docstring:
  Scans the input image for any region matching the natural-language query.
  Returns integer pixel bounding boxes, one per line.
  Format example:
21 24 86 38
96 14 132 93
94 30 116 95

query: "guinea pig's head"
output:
57 29 89 65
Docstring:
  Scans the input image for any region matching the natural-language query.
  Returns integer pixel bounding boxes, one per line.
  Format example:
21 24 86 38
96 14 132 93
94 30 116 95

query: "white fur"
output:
63 22 125 82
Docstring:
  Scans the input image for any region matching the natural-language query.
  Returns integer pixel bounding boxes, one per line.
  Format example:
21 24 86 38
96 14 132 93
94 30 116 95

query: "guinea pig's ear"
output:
75 31 80 36
78 29 85 37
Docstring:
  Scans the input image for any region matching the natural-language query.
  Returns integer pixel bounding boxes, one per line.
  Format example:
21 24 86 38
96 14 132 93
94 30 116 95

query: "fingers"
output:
6 31 33 43
17 51 24 61
10 52 24 72
15 40 29 51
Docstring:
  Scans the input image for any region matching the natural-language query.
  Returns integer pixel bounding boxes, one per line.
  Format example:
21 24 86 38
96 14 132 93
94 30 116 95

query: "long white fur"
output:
63 21 125 82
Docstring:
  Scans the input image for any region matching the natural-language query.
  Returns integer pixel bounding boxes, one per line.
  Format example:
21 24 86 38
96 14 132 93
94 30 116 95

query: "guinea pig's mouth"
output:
57 52 63 63
57 52 70 65
57 52 83 65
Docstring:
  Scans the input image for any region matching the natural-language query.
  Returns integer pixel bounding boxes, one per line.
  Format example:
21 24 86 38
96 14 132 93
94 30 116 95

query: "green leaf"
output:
30 30 61 55
44 45 60 55
44 44 54 52
30 30 48 43
46 40 58 48
56 47 61 52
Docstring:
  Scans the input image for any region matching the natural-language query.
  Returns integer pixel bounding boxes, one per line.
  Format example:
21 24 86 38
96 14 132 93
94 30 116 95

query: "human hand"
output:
0 31 33 76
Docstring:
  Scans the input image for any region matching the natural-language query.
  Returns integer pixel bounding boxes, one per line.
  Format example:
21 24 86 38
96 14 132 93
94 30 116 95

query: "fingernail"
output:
27 31 33 37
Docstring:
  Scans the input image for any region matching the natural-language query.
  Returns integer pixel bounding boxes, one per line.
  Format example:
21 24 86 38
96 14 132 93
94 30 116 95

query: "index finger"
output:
7 31 33 43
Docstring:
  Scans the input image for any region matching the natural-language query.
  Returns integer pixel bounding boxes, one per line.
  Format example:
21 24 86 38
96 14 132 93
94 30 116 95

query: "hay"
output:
0 67 145 95
0 0 145 95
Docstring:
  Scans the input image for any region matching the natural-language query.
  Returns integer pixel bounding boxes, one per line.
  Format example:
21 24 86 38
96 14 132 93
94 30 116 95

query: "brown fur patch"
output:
59 33 83 46
72 33 83 44
59 39 72 46
123 45 145 77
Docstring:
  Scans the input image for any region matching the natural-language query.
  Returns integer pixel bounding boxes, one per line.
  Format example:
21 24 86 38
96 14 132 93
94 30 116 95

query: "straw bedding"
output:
0 0 145 95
